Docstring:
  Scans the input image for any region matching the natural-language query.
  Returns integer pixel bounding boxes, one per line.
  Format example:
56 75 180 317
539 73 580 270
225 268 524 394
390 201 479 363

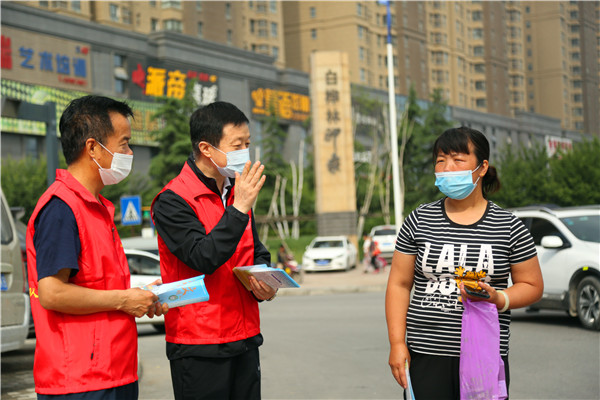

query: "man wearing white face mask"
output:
152 101 274 400
26 95 168 399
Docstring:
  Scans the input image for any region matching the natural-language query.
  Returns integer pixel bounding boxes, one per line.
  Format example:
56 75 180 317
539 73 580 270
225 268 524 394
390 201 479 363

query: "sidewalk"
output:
278 264 390 297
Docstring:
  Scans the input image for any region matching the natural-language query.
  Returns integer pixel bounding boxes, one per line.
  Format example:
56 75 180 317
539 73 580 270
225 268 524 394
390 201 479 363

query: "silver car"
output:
1 189 30 352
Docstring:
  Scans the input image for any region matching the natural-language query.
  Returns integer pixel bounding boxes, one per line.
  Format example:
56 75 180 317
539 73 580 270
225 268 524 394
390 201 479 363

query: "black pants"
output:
37 382 138 400
169 348 261 400
405 350 510 400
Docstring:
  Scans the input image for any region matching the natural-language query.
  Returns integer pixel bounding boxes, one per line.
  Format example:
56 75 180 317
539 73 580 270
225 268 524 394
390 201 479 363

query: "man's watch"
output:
266 290 278 302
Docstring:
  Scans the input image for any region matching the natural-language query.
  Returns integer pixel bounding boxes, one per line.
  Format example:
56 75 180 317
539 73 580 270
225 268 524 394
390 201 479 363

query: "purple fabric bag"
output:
460 298 507 400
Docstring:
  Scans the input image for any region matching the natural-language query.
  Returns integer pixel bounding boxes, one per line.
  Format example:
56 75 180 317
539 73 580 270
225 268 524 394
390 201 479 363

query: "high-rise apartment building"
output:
283 1 396 92
22 0 287 68
522 2 599 135
18 0 599 135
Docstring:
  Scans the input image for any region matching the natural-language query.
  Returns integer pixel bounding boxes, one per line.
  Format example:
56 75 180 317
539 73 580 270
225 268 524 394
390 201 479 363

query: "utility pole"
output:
382 1 402 230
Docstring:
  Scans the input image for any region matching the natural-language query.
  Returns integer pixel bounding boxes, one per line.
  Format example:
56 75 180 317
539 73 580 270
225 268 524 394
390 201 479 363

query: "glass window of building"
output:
311 28 317 39
151 18 158 31
164 19 182 32
473 46 484 57
310 7 316 18
196 1 202 12
110 4 119 22
227 29 232 45
122 7 131 24
71 1 81 12
472 10 482 21
198 22 203 38
272 46 279 59
39 1 49 7
162 1 181 9
270 0 277 13
225 3 231 20
271 22 278 37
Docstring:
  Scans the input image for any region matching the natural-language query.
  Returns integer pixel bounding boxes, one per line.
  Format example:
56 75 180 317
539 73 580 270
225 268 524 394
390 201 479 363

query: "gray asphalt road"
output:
3 292 599 400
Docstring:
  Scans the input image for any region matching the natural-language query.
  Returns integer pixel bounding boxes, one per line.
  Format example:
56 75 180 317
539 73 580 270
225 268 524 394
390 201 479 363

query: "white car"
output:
369 225 398 262
302 236 358 272
511 205 600 330
123 246 165 332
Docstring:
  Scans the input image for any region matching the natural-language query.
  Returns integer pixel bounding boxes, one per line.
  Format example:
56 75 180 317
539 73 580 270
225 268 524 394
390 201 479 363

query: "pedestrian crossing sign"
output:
120 195 142 226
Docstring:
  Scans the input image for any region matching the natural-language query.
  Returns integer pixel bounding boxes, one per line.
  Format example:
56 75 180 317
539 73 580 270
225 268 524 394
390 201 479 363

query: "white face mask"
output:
92 142 133 185
209 144 250 178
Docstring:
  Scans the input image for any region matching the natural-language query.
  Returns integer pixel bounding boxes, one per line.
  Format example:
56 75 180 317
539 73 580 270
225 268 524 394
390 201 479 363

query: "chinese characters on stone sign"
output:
251 88 310 122
132 63 219 105
325 69 341 174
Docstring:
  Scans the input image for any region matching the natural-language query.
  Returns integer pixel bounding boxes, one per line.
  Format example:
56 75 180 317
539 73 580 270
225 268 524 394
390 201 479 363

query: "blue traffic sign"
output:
120 195 142 226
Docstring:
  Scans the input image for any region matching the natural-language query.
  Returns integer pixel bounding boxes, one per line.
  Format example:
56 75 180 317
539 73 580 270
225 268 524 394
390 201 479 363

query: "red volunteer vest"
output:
26 170 137 395
152 162 260 344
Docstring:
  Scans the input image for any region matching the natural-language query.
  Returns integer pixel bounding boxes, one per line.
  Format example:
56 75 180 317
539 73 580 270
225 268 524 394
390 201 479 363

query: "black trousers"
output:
169 348 261 400
405 350 510 400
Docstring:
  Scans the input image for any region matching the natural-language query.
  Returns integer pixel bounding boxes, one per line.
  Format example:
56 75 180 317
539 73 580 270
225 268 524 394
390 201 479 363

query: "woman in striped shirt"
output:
385 126 543 399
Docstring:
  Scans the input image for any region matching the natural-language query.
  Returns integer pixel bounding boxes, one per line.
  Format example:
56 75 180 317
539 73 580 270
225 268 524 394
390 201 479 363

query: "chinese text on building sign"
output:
251 88 310 122
132 63 218 105
1 34 88 86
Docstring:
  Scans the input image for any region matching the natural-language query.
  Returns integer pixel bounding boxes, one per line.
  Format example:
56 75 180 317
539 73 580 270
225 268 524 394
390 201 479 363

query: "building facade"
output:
18 0 599 136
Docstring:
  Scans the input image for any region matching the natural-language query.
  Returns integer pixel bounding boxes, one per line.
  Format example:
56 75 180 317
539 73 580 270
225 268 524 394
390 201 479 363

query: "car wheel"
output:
576 277 600 331
153 323 166 333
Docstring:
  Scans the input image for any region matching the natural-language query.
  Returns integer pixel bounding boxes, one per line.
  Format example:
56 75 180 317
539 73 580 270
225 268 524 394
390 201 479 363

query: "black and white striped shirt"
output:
396 199 537 357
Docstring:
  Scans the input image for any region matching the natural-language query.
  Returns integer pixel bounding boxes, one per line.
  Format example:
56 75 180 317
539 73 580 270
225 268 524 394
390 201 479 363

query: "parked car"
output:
9 206 35 337
369 225 398 262
302 236 358 272
122 237 164 332
1 189 30 352
121 235 159 255
511 205 600 330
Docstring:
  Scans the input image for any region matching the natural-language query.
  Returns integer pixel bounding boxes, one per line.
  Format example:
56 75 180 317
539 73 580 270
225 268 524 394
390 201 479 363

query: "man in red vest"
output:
26 95 167 399
152 101 276 400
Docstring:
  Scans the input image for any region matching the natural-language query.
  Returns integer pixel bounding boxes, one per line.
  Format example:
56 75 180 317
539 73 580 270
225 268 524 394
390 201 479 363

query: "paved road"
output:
3 291 599 399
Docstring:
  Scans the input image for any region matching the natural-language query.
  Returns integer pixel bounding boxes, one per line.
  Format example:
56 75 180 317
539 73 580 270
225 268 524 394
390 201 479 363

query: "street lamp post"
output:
382 1 403 230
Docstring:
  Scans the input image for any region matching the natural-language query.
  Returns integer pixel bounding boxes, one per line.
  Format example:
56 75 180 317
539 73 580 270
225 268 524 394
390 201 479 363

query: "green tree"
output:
148 80 197 195
1 156 65 221
547 137 600 206
493 137 600 208
402 87 453 214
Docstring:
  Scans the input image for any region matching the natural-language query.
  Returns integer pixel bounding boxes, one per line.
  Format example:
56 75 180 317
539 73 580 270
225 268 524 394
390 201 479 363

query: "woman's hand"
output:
389 342 411 389
459 282 506 310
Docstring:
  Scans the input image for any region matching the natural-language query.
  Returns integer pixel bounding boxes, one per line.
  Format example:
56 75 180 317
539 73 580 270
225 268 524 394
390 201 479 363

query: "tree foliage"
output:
1 156 64 222
402 87 453 214
148 80 197 194
491 137 600 208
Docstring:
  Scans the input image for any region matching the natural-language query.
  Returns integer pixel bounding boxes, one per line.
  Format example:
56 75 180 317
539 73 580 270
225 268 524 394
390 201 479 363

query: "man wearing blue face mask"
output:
152 101 275 400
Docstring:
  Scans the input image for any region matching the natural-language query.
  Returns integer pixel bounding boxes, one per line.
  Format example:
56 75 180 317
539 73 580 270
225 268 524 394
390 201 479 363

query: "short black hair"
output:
433 126 501 198
189 101 249 157
59 95 133 165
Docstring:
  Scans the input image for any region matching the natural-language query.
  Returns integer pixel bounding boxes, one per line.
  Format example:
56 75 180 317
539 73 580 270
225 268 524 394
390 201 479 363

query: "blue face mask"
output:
209 145 250 178
435 164 481 200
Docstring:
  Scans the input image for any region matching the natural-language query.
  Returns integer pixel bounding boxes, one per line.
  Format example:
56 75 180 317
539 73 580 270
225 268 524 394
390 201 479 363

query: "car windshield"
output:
373 229 395 236
312 240 343 248
560 215 600 243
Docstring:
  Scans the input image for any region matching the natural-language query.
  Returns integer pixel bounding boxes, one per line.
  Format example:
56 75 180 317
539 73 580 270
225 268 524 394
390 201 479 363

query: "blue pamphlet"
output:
142 275 209 308
233 264 300 290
